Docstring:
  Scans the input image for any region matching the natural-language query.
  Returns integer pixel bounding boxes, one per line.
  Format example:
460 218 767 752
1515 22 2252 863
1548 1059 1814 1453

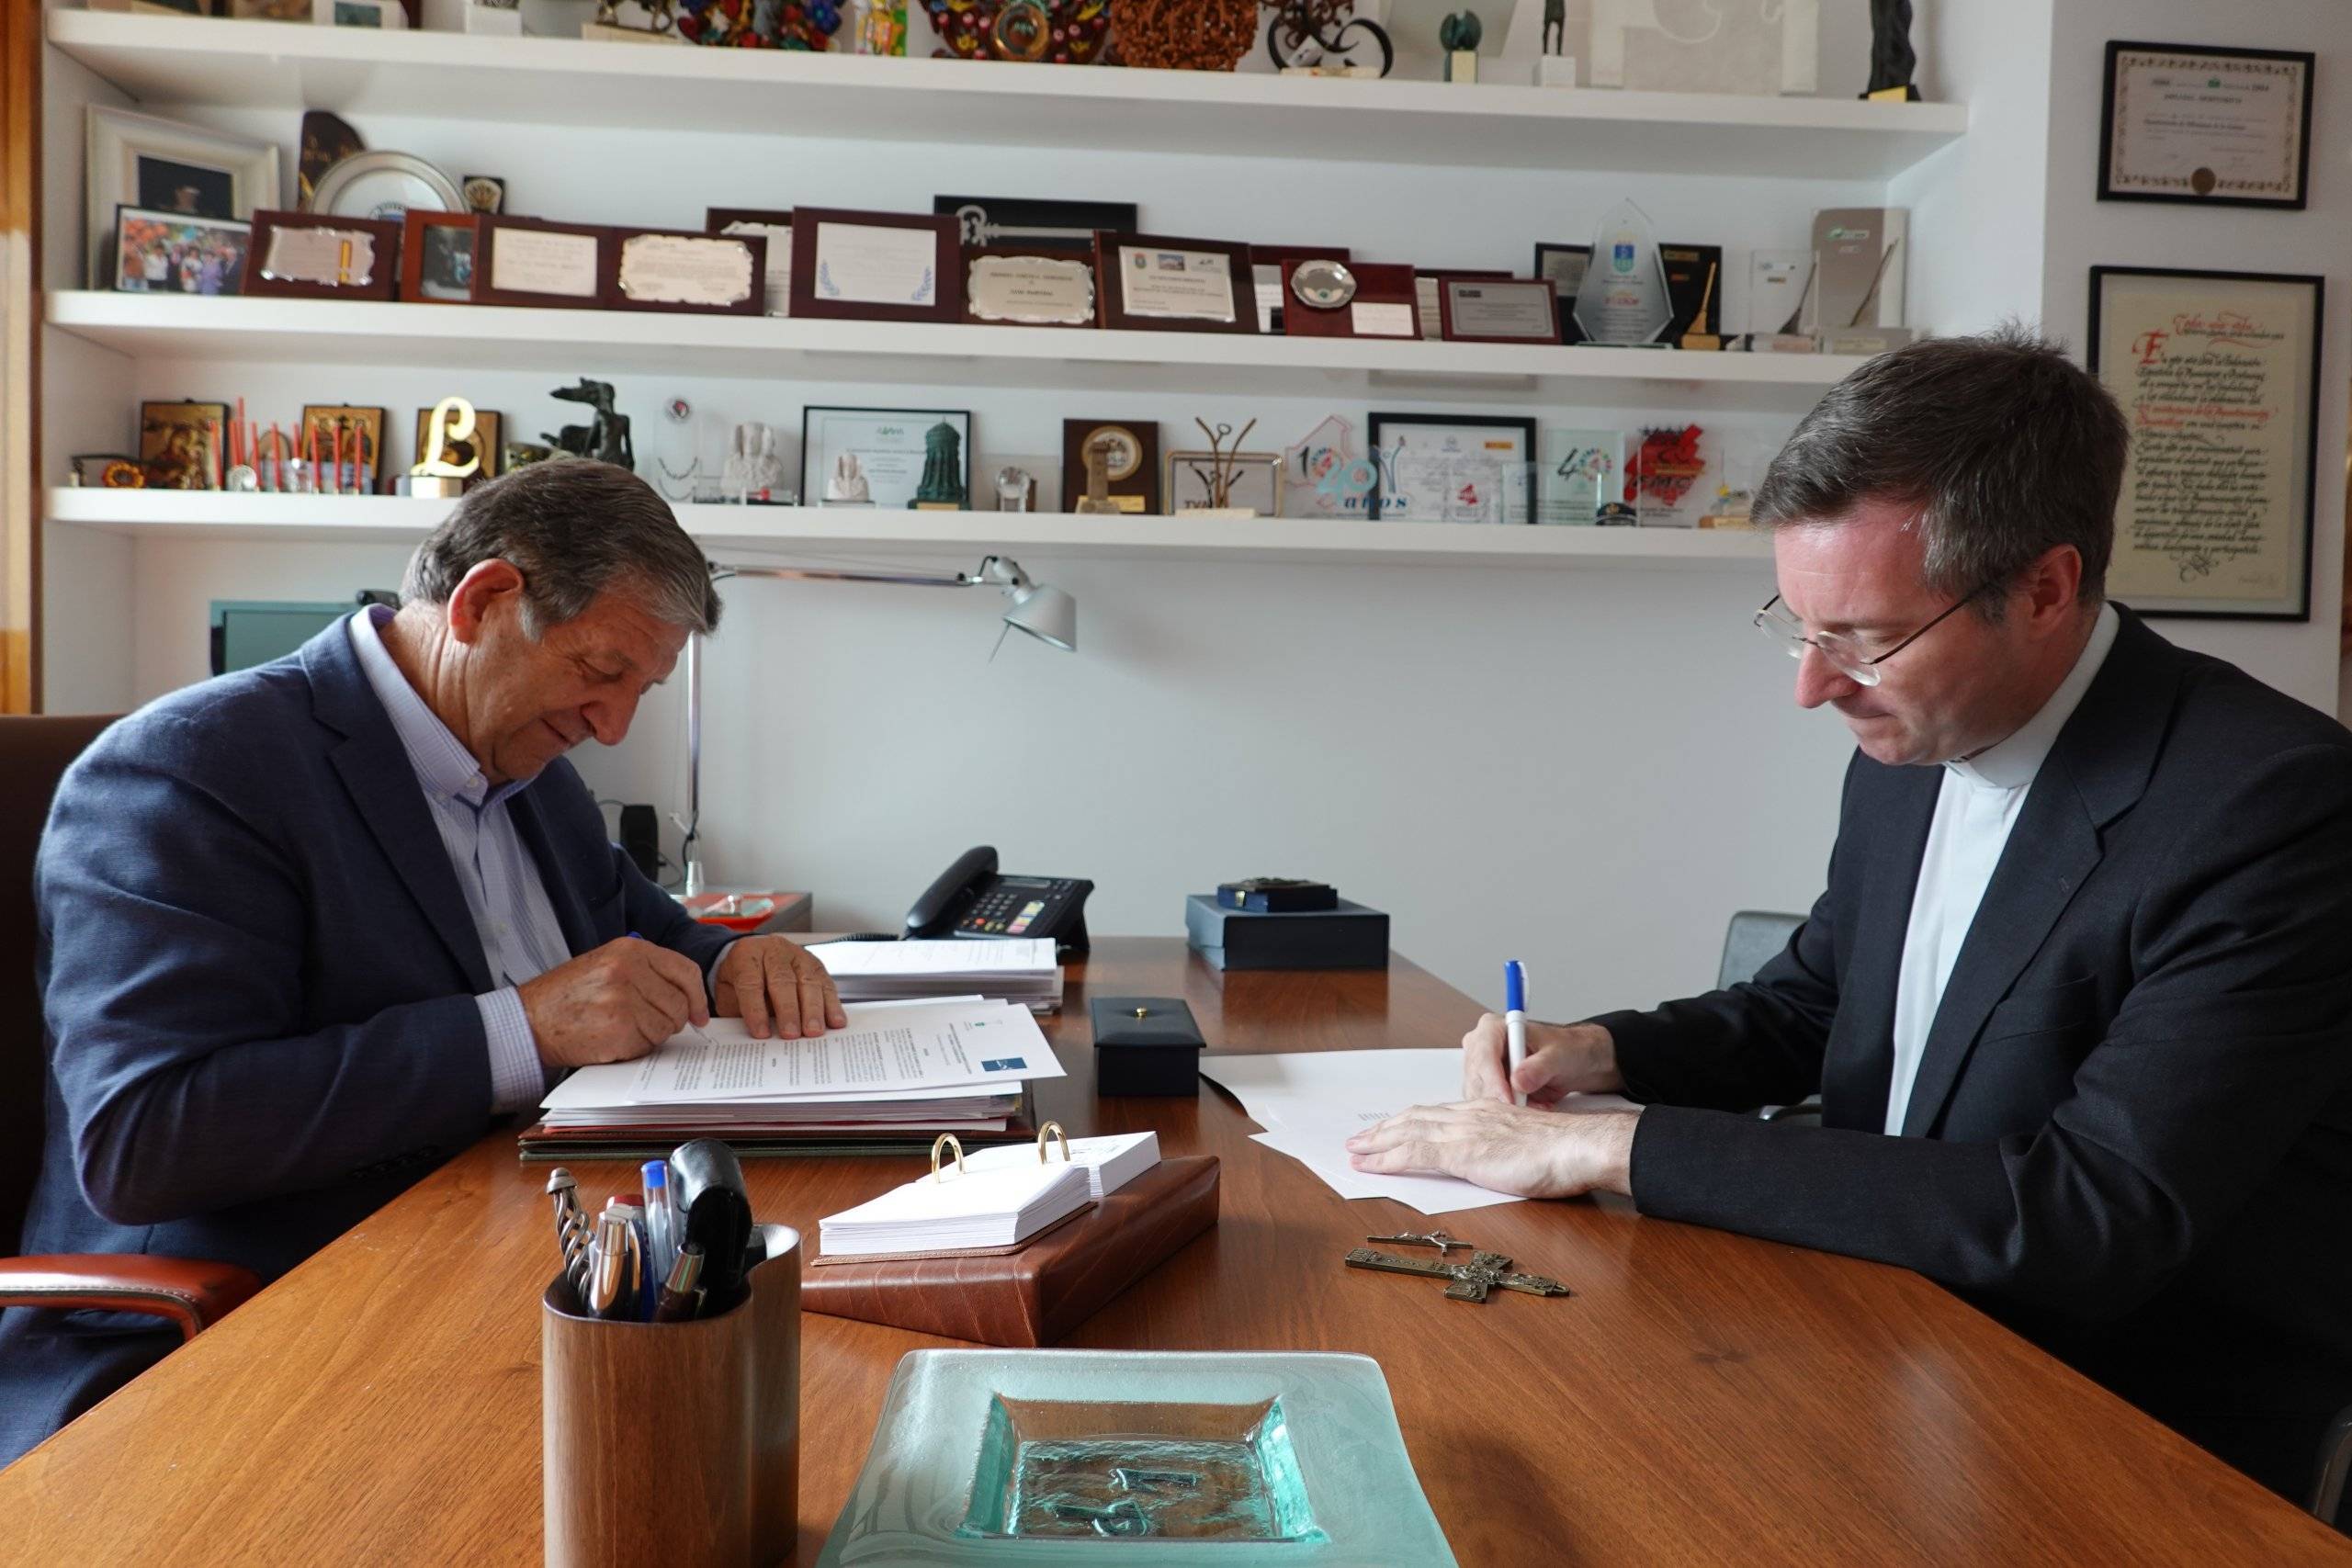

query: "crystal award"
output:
1571 199 1673 347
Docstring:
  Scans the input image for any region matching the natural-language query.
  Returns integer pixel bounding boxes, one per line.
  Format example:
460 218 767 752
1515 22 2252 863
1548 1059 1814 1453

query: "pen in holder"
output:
543 1223 800 1568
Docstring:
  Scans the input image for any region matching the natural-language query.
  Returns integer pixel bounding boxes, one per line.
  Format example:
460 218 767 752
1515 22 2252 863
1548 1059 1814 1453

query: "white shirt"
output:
1883 604 2121 1134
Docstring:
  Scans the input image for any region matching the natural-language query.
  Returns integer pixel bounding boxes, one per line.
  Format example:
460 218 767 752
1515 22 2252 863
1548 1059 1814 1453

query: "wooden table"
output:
3 940 2344 1563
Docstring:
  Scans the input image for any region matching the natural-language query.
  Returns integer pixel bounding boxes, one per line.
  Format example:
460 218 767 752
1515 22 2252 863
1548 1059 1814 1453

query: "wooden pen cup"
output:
542 1223 801 1568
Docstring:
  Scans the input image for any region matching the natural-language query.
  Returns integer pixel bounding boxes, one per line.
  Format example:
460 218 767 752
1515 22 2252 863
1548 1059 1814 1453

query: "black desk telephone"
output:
902 845 1093 953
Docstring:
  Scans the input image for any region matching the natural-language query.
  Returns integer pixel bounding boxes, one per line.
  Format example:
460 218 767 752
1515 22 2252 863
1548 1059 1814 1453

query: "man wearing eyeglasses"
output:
1351 328 2352 1512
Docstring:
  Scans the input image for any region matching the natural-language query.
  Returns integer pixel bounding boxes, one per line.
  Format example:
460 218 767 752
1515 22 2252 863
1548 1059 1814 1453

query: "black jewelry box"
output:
1089 996 1204 1097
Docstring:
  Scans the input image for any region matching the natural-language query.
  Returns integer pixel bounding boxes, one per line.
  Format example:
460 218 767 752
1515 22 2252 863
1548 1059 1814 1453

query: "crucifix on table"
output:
1344 1241 1571 1303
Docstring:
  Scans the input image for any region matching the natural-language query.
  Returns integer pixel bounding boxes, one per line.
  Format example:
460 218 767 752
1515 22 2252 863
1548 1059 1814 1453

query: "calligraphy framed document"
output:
2098 42 2313 209
2087 265 2322 620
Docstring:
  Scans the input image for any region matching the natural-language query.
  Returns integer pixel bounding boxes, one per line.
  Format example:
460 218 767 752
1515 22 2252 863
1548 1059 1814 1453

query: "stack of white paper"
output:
806 938 1063 1011
962 1131 1159 1202
1201 1048 1637 1216
819 1161 1092 1258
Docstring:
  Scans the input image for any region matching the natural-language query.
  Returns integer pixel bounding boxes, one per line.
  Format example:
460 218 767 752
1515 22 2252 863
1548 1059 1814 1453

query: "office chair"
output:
0 715 260 1340
1714 910 1821 1124
2313 1407 2350 1529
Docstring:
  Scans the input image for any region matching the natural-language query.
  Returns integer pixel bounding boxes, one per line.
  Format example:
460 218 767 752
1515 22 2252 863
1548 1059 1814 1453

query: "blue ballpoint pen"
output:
1504 960 1528 1108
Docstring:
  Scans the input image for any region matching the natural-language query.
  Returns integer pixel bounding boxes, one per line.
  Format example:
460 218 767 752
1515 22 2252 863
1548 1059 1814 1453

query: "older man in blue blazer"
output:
0 460 843 1465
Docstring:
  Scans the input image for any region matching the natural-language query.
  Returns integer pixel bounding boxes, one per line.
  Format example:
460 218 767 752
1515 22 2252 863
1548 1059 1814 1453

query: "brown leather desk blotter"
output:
801 1156 1219 1347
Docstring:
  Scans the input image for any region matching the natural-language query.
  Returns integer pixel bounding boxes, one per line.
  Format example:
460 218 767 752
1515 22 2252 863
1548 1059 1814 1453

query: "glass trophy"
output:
1571 200 1674 347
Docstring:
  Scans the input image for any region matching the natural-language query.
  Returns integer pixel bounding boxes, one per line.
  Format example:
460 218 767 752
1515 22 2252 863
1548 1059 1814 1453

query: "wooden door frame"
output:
1 0 40 713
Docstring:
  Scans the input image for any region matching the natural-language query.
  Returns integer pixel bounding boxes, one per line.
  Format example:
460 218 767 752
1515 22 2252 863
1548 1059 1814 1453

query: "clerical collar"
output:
1943 603 2121 792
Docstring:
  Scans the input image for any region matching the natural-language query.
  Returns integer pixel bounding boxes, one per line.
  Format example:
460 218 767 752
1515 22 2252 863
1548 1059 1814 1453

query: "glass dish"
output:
815 1349 1456 1565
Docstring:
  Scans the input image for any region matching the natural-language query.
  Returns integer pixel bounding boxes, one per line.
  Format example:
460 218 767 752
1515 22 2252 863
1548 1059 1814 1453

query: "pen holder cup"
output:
543 1223 800 1568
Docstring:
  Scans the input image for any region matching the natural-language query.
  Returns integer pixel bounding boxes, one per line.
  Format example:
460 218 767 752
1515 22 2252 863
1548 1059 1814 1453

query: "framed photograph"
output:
400 211 480 303
1436 276 1561 345
2087 265 2321 620
1062 419 1160 514
243 210 401 300
965 250 1097 328
112 207 250 296
790 209 962 324
138 400 227 491
2098 41 2313 209
471 216 612 310
301 405 390 495
1367 412 1538 525
707 207 793 318
1165 450 1283 516
1093 233 1257 334
67 453 147 490
605 228 764 316
801 406 973 511
1281 258 1418 341
934 196 1136 256
313 0 409 27
86 107 279 288
412 405 502 488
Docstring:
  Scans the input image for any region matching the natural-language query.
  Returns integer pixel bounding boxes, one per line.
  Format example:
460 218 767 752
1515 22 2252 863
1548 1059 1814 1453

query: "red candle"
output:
331 422 343 496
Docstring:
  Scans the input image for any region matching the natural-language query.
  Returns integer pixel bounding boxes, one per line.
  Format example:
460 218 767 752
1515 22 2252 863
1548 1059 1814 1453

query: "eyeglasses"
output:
1753 581 1998 688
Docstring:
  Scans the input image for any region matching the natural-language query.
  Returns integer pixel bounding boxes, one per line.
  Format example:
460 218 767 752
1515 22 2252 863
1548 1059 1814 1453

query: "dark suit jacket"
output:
1597 608 2352 1499
0 617 728 1465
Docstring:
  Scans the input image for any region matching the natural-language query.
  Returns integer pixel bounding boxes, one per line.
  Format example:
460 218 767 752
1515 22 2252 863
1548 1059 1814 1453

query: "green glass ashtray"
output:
815 1350 1457 1565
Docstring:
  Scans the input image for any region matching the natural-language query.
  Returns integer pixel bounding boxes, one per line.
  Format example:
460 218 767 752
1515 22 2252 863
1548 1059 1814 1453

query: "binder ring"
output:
930 1133 967 1181
1037 1122 1070 1165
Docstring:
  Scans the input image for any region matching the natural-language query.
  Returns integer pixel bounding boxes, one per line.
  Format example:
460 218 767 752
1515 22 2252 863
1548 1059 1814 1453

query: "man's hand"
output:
1461 1013 1623 1103
1345 1101 1642 1199
713 935 848 1041
518 937 710 1069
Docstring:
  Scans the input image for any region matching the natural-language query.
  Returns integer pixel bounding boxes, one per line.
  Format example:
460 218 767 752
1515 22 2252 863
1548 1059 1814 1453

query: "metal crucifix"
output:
1343 1246 1571 1303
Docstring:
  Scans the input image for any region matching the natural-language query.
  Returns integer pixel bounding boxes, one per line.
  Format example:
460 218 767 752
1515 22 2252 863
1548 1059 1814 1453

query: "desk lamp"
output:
676 554 1074 893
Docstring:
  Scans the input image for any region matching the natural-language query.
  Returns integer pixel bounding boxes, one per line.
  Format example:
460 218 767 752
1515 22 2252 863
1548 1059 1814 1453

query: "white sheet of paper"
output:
1250 1129 1525 1215
808 939 1057 977
1201 1047 1636 1126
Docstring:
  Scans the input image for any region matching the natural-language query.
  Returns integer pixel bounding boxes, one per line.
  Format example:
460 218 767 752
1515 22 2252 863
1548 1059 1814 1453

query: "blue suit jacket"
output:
0 617 726 1463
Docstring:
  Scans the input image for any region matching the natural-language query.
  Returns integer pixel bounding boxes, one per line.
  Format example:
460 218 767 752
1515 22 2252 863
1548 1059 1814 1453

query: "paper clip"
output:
1037 1122 1071 1165
930 1133 967 1181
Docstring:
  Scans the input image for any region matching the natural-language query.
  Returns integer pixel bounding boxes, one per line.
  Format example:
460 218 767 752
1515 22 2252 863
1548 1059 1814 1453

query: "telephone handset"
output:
903 845 1093 953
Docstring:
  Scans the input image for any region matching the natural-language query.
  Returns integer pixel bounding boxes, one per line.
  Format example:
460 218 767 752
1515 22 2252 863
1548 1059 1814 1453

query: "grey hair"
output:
401 459 721 637
1751 325 2128 619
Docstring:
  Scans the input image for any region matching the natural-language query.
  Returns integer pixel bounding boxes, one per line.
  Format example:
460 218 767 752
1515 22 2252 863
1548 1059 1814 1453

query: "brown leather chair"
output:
0 714 259 1340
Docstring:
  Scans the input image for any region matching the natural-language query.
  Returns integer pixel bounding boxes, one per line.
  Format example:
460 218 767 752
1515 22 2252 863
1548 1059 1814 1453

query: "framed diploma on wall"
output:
1366 412 1538 525
2087 265 2322 621
1093 233 1258 334
790 209 962 324
2098 41 2313 209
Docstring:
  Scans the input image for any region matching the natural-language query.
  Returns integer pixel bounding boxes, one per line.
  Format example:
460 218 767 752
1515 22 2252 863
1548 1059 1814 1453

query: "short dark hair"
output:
401 459 721 637
1752 326 2128 615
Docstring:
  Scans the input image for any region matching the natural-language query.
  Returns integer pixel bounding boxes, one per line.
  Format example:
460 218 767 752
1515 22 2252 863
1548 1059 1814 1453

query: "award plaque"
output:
790 208 963 324
965 252 1096 327
1571 200 1672 346
801 406 974 512
243 210 401 301
1414 268 1507 340
1250 243 1351 333
1283 260 1417 340
1436 277 1561 345
1061 418 1160 513
1094 233 1258 334
471 216 612 309
605 229 763 315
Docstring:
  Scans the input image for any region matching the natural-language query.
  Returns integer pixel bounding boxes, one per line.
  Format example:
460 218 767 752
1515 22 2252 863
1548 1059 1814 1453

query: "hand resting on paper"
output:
713 934 848 1041
1458 1010 1624 1104
520 936 710 1068
1345 1100 1642 1200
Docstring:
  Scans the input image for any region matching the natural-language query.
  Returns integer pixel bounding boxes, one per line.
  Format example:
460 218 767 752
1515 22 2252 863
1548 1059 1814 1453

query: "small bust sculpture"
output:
825 452 871 504
723 422 785 502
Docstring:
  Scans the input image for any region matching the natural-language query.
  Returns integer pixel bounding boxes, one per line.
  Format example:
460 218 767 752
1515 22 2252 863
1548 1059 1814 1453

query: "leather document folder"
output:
802 1156 1220 1347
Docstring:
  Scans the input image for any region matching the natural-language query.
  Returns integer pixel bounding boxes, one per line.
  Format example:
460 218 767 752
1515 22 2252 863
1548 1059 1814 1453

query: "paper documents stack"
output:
805 938 1063 1011
517 998 1065 1160
1201 1048 1637 1216
819 1159 1093 1259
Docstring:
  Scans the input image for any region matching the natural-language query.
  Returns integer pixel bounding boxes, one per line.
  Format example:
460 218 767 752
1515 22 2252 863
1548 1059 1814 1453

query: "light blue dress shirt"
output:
347 605 570 1112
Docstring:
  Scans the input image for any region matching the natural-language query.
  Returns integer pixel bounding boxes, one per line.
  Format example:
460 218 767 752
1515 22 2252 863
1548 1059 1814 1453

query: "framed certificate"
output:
790 209 962 324
800 406 973 512
605 228 763 316
1436 277 1561 345
965 251 1096 328
243 210 401 300
2098 41 2313 209
1093 233 1257 334
471 216 610 309
1367 412 1537 525
707 207 793 318
2087 265 2322 621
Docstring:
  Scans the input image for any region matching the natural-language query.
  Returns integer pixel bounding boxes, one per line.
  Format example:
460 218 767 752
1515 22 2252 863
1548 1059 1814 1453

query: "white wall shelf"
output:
45 489 1776 571
51 292 1866 410
48 11 1967 180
